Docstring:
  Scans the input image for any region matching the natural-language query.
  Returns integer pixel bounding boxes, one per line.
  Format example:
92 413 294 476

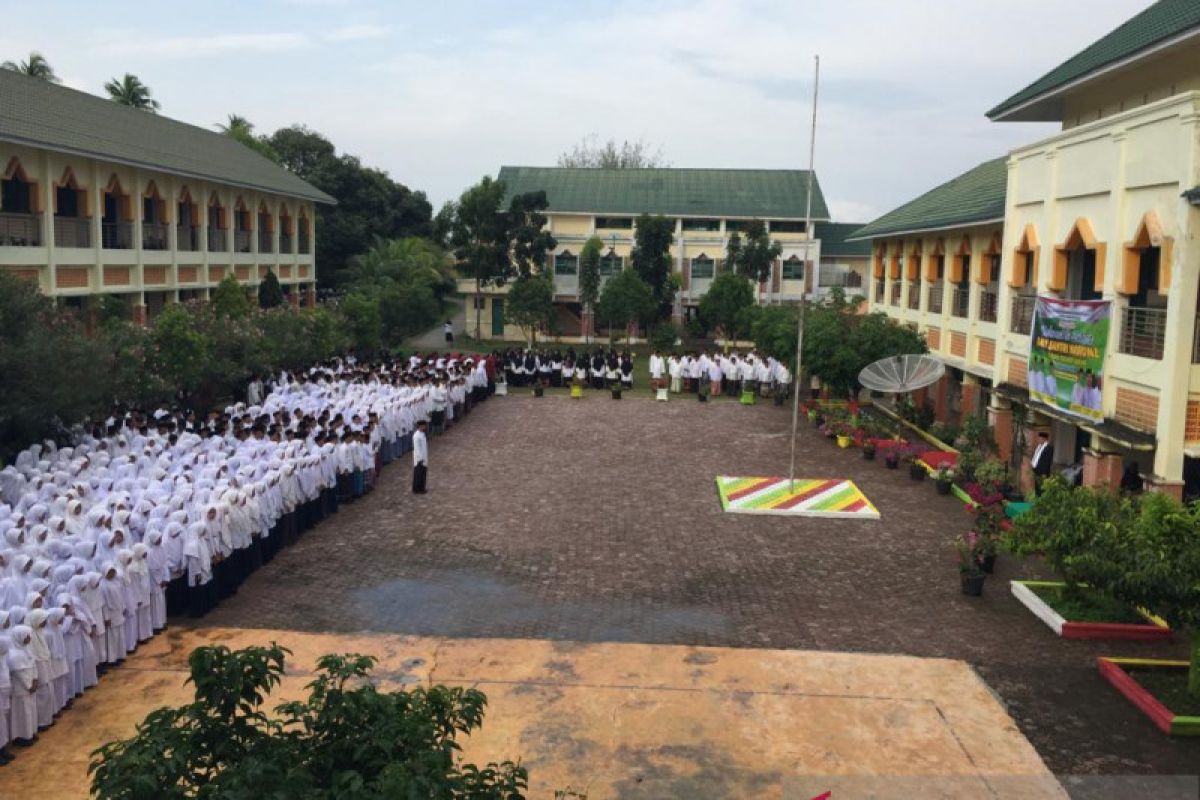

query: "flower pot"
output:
611 389 622 400
935 479 952 495
979 554 995 574
862 449 876 461
533 386 544 398
885 458 899 470
961 573 986 596
836 435 851 449
569 385 583 399
698 393 707 403
908 464 926 481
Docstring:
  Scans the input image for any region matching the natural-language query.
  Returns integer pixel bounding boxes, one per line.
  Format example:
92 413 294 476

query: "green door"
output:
491 298 505 337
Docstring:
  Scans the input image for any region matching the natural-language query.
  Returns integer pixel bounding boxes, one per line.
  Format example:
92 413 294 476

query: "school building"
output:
0 69 332 323
853 0 1200 499
460 166 869 341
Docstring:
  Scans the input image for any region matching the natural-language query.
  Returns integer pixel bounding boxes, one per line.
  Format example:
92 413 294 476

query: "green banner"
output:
1027 296 1110 422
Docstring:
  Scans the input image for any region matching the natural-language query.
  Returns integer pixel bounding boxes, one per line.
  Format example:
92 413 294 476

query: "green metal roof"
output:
988 0 1200 121
0 70 334 204
496 166 829 220
849 157 1007 242
817 222 871 257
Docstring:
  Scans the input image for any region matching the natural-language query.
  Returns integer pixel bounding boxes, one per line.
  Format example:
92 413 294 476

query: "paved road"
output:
193 395 1199 787
405 296 466 352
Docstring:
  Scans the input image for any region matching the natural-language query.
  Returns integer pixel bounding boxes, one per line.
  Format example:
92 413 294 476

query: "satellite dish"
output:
858 354 945 394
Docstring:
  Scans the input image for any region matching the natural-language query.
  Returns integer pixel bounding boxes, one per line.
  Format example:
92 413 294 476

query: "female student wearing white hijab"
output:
0 633 11 763
98 563 127 665
24 608 55 728
6 625 38 744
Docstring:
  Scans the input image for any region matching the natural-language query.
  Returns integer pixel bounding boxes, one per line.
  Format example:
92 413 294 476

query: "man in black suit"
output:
1030 430 1054 495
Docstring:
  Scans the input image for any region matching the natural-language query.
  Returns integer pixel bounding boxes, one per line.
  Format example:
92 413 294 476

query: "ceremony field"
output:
3 395 1197 797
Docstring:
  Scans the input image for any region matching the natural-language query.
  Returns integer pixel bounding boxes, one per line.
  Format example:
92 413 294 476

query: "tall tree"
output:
104 73 161 112
216 114 279 162
597 269 656 341
578 236 603 344
431 201 457 248
450 176 510 339
631 214 675 318
1 52 59 82
506 190 556 279
557 135 667 168
504 274 555 345
698 272 755 339
729 220 782 300
258 269 285 308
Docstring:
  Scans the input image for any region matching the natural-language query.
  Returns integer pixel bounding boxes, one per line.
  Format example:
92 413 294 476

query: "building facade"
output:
0 70 332 322
460 166 867 341
857 0 1200 499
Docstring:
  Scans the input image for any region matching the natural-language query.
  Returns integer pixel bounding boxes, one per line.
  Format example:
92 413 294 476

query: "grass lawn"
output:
1029 584 1148 625
1128 669 1200 716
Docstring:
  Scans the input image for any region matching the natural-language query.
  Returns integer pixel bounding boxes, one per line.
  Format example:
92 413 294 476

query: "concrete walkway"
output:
405 296 467 352
0 627 1064 800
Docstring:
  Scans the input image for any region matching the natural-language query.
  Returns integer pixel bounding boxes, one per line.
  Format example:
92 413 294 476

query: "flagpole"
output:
789 54 820 493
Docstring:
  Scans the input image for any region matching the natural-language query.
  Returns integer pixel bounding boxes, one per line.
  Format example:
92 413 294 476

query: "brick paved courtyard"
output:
196 394 1198 783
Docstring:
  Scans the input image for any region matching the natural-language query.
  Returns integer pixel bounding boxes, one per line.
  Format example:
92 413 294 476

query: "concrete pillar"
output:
961 379 981 418
990 406 1014 464
1145 475 1184 501
1082 448 1123 489
933 375 950 422
132 303 148 327
306 284 316 308
288 288 300 309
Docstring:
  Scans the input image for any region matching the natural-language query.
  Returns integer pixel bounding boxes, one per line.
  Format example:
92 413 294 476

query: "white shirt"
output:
412 430 428 466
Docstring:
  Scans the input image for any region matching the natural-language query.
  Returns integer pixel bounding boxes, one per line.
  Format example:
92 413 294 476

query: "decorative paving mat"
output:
716 476 881 519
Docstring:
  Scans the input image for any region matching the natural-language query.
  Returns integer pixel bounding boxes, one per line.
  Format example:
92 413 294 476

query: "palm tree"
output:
216 114 254 138
1 52 60 83
104 73 160 112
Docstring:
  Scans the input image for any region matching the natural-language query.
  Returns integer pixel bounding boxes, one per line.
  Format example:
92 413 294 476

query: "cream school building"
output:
0 70 332 323
460 166 869 342
857 0 1200 499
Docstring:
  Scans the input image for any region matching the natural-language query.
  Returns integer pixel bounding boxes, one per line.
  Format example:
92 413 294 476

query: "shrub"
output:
649 322 679 352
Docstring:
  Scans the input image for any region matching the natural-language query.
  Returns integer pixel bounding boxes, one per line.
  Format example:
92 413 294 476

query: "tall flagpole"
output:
789 54 820 493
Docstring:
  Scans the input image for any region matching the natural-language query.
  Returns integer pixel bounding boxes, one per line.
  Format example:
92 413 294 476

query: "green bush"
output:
649 322 679 352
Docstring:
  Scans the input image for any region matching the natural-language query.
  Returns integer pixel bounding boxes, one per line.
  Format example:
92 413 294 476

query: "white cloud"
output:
827 199 879 225
99 32 310 59
323 24 391 43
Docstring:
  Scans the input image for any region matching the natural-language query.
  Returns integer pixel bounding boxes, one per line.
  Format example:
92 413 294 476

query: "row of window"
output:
551 251 807 281
591 217 808 234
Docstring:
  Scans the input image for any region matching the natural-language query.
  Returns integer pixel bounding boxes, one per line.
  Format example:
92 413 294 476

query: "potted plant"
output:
862 441 877 461
884 447 900 469
836 423 852 449
533 383 544 398
955 531 988 596
901 446 926 481
697 379 709 403
610 379 622 400
933 465 955 495
813 411 825 428
967 484 1006 573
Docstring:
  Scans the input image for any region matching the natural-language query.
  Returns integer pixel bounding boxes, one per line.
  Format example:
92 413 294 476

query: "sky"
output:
3 0 1153 222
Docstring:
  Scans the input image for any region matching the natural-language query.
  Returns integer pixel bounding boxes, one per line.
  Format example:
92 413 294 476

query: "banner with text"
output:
1027 296 1110 422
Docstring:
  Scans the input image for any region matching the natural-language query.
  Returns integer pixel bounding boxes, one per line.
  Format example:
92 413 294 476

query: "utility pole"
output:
789 54 820 492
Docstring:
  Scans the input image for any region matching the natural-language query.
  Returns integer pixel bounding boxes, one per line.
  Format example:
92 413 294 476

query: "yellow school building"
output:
855 0 1200 499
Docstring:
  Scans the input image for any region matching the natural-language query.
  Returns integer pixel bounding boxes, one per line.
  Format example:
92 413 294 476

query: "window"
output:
681 218 720 232
596 216 632 230
725 220 750 233
1 175 32 213
771 220 807 234
554 251 578 276
782 255 804 280
600 251 623 275
690 256 715 279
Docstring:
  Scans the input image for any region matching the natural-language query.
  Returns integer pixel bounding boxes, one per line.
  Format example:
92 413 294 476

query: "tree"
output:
216 114 279 163
451 176 510 339
338 293 383 356
597 269 656 341
699 272 755 339
504 274 555 345
258 270 285 308
1 52 60 82
578 236 603 343
149 305 209 399
267 125 432 288
557 135 667 168
728 220 782 299
506 191 556 279
631 214 675 318
104 73 161 112
89 643 527 799
431 200 457 248
212 275 252 319
751 304 800 364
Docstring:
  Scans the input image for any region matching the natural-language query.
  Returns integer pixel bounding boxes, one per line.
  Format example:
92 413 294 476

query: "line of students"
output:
501 348 636 390
0 352 489 764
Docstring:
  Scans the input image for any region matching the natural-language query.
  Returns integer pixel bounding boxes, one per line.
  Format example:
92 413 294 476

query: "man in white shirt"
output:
412 420 428 494
649 350 665 389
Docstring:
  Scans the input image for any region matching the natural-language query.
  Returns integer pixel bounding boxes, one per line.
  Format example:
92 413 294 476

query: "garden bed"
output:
1097 658 1200 736
1010 580 1172 641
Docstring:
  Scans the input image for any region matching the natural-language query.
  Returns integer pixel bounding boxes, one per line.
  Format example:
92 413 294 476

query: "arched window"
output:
207 192 228 252
257 201 274 253
233 197 252 252
298 209 311 254
1010 225 1040 334
1 158 41 246
690 254 715 279
782 255 804 280
924 239 946 314
599 249 622 276
1052 218 1105 300
278 204 293 253
1118 211 1171 359
978 232 1001 321
142 181 168 250
54 167 90 248
177 187 200 251
554 250 578 276
949 235 972 317
102 174 132 249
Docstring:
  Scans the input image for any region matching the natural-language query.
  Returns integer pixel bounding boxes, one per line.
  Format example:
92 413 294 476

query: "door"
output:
491 298 505 337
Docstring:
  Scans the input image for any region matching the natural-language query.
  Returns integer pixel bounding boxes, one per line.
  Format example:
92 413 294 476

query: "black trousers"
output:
413 462 427 493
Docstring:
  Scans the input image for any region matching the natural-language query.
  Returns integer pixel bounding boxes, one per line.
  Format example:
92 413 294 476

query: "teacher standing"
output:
412 420 429 494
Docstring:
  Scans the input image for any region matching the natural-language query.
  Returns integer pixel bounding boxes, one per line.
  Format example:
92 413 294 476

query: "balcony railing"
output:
1119 305 1167 360
298 236 310 255
234 230 252 253
142 222 169 251
0 212 42 246
907 283 920 309
951 287 970 318
177 224 200 252
54 216 90 248
102 221 132 250
258 231 273 253
279 233 293 254
207 228 227 252
1010 294 1036 334
890 280 901 306
927 282 943 314
979 290 999 323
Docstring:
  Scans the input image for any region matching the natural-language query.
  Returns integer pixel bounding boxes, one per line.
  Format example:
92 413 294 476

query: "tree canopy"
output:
216 114 280 163
597 269 657 337
699 272 755 339
728 221 782 286
2 52 59 82
631 214 675 319
557 135 667 168
504 274 555 344
89 643 527 799
578 236 603 320
257 269 286 308
104 73 160 112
